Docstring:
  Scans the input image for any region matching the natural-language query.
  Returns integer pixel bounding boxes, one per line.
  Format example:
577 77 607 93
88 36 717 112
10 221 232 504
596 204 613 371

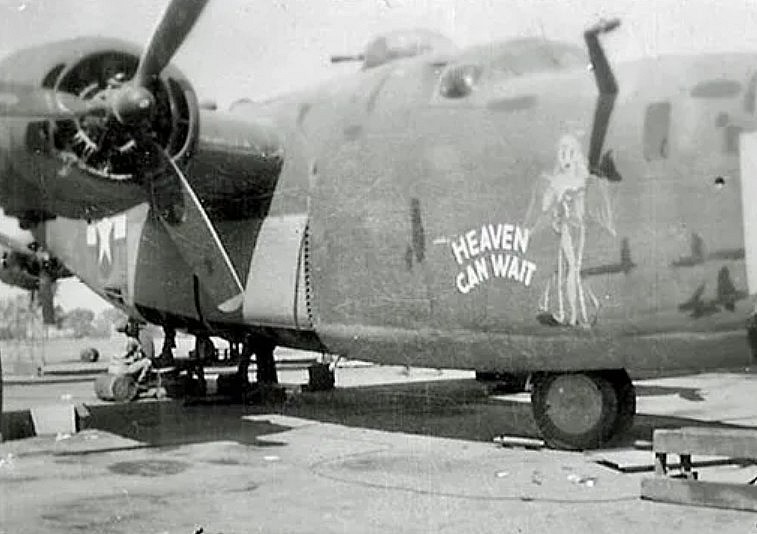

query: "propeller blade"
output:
134 0 210 87
0 82 91 120
156 151 244 312
39 269 56 325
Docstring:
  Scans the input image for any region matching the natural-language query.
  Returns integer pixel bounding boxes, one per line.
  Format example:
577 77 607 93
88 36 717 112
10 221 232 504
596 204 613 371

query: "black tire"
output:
79 347 100 363
605 369 636 443
531 371 619 450
111 375 138 402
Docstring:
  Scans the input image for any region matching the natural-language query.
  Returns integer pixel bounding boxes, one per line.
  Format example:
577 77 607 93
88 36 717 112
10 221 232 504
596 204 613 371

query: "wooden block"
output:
74 404 91 432
641 477 757 512
593 451 733 474
654 427 757 458
1 410 35 441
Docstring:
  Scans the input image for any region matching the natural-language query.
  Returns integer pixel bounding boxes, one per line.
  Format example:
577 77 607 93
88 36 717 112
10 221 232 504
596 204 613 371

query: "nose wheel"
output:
531 369 635 450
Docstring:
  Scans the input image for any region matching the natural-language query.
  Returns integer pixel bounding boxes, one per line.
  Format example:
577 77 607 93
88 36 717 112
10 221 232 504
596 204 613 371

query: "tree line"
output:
0 295 126 339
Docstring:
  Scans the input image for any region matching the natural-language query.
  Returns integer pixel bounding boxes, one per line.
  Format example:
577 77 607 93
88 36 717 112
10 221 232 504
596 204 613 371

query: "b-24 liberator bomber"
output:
1 1 756 449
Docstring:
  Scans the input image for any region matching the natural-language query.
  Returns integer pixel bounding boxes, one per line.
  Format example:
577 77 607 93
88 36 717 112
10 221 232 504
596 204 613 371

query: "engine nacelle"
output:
0 37 197 221
187 110 284 220
0 250 40 291
0 37 285 224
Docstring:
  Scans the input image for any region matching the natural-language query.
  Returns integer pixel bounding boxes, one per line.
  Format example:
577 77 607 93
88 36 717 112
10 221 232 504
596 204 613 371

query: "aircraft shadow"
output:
85 401 291 449
80 378 755 451
280 379 751 447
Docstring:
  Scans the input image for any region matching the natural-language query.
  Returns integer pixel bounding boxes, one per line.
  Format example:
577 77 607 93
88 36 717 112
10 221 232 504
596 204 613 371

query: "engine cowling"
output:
0 15 285 312
0 37 197 221
0 37 285 224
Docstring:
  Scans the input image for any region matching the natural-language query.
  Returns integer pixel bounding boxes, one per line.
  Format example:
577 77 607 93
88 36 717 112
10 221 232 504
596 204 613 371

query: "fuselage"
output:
6 38 757 377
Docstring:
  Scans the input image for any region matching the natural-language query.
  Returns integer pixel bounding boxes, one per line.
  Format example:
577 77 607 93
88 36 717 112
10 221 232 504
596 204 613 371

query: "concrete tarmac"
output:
2 366 757 533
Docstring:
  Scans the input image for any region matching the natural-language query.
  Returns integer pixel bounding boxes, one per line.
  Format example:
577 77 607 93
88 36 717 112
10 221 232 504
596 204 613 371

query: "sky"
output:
2 0 757 311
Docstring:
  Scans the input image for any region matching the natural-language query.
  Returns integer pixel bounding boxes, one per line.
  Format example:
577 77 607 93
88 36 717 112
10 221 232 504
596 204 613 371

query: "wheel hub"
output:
544 373 604 435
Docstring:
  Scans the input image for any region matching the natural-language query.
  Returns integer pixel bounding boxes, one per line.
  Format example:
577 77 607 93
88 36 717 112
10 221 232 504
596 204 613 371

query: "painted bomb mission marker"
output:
450 223 537 294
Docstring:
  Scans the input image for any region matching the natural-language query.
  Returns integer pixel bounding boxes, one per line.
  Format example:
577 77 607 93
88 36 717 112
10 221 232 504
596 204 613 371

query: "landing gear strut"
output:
187 334 214 396
234 336 278 385
531 369 635 450
158 325 176 366
216 336 281 401
255 338 278 385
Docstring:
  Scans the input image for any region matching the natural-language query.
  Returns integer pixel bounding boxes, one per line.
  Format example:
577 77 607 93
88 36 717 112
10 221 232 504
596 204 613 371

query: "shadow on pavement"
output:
77 378 757 451
86 401 290 448
280 379 756 447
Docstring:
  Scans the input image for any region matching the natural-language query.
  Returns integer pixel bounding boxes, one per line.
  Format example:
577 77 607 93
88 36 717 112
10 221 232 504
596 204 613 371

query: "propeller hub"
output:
111 84 156 125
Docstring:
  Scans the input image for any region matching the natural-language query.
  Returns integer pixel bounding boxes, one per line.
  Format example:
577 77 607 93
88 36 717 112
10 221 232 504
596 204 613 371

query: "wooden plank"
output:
641 477 757 512
595 455 736 474
654 427 757 458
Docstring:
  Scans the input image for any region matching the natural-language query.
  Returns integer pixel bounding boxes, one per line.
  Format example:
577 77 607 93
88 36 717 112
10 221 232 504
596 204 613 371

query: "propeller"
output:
0 0 244 312
0 0 210 124
154 147 245 312
0 82 93 120
133 0 243 311
98 0 211 126
135 0 210 88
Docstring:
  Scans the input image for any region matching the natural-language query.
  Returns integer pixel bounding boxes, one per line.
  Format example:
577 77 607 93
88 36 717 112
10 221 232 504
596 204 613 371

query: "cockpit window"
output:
643 102 672 161
439 64 483 99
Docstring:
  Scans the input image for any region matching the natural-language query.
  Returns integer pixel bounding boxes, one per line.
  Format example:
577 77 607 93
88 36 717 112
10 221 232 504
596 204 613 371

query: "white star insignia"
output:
95 218 114 266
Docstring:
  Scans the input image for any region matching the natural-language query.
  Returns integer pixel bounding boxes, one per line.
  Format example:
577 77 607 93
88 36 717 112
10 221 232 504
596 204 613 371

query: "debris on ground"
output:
493 435 545 449
567 473 597 487
0 453 14 469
